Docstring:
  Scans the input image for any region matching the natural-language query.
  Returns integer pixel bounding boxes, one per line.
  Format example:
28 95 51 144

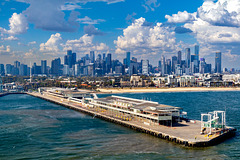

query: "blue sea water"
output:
0 92 239 160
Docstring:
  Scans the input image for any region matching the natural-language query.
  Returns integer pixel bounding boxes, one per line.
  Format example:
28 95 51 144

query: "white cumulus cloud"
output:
114 17 177 56
165 11 196 23
197 0 240 27
0 12 28 38
77 16 105 25
1 36 19 41
40 33 63 54
0 45 11 55
64 34 109 53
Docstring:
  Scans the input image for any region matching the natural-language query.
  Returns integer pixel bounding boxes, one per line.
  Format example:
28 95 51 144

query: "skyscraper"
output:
129 62 138 75
65 50 74 68
67 50 72 56
51 58 61 76
177 51 182 64
102 53 106 60
0 64 4 76
41 60 47 75
172 56 178 73
194 45 200 73
185 48 190 68
20 64 28 76
106 53 112 73
14 61 20 75
6 64 13 75
141 60 149 75
90 51 95 63
161 55 165 75
126 52 131 67
215 52 222 73
194 45 199 61
72 53 76 65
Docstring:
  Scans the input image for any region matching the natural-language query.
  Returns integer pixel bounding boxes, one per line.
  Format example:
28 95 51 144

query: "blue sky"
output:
0 0 240 68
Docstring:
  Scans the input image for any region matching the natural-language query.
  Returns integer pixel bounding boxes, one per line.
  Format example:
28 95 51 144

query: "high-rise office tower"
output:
172 56 178 73
158 60 161 72
102 53 106 60
194 45 200 73
97 54 101 61
106 53 112 73
129 62 138 75
20 64 28 76
177 51 182 64
166 59 171 75
72 53 76 65
41 60 47 75
215 52 222 73
65 50 74 68
6 64 13 75
126 52 131 67
161 55 165 75
185 48 190 68
67 50 72 56
90 51 95 63
13 61 20 75
200 58 206 74
194 45 199 61
0 64 4 76
64 55 68 65
141 60 149 75
51 58 61 76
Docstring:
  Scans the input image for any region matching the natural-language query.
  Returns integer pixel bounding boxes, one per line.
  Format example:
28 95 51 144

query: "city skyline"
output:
1 45 232 77
1 0 240 68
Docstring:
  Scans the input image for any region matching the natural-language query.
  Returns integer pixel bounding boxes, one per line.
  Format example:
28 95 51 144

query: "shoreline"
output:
98 87 240 94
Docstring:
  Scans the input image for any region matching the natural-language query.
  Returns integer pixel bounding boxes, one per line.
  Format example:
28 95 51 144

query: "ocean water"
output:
0 92 239 160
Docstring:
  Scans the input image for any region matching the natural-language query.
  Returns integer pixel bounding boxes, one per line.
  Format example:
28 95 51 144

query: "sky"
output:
0 0 240 69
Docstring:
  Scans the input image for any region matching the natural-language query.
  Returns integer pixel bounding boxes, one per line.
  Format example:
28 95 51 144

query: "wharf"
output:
0 92 25 97
0 93 8 97
28 92 236 147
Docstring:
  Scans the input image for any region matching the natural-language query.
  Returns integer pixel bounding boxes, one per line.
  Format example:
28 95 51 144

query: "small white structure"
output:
201 111 226 135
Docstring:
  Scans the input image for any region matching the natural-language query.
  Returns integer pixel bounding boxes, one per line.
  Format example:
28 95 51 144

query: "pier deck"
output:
28 92 236 147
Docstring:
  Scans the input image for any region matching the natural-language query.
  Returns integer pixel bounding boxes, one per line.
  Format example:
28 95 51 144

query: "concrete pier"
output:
0 92 25 97
27 92 236 147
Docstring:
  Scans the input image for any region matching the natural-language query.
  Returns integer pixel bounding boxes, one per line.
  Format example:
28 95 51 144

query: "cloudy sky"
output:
0 0 240 68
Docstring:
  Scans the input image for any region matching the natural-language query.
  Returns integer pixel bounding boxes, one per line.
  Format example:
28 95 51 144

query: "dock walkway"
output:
28 92 236 147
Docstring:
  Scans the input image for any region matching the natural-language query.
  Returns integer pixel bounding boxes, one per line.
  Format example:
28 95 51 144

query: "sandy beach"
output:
98 87 240 94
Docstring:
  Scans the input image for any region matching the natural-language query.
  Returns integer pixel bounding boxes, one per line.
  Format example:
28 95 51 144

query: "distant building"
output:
51 58 61 76
106 53 112 73
177 51 182 65
64 50 75 68
20 64 28 76
41 60 47 75
215 52 222 73
161 55 165 75
14 61 20 75
90 51 95 63
126 52 131 68
0 64 5 76
6 64 13 75
141 60 149 75
32 63 41 75
185 48 190 68
129 62 138 75
88 63 94 77
172 56 178 73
